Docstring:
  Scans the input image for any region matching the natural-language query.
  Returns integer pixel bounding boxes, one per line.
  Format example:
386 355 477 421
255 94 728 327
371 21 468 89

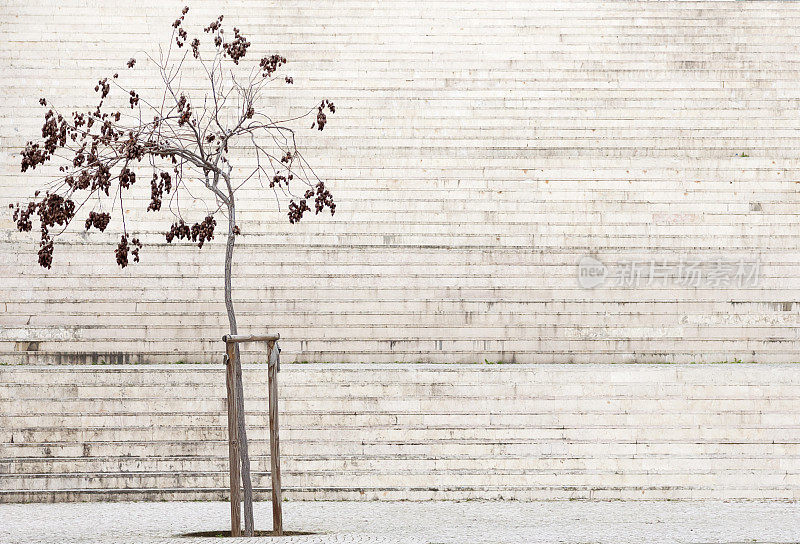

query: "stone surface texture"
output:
2 1 800 364
2 363 800 502
2 500 800 544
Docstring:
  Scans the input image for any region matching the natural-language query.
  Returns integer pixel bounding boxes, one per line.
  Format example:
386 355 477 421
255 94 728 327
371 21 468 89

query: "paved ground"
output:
1 501 800 544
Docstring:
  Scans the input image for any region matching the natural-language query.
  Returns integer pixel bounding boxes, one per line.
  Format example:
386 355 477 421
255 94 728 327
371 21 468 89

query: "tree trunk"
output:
225 343 242 537
224 200 255 537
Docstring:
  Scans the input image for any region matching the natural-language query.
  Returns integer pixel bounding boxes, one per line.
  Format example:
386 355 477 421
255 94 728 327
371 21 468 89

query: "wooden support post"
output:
268 340 283 535
222 333 281 537
224 350 242 537
230 341 255 537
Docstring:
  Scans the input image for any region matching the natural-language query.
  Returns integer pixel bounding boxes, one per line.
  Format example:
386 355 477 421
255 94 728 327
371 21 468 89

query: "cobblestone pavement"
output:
1 501 799 544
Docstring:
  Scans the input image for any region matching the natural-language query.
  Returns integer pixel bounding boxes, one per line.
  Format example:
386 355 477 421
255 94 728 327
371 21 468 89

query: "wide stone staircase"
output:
1 363 800 502
5 2 800 367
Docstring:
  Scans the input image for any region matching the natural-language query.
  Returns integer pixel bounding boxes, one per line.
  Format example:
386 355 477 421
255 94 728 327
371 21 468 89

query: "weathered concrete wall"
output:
3 363 800 502
2 0 800 363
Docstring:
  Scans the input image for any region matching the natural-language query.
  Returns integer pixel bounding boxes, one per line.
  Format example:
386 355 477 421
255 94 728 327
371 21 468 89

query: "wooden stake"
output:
224 334 280 343
268 340 283 535
222 332 281 537
231 342 255 536
224 350 241 537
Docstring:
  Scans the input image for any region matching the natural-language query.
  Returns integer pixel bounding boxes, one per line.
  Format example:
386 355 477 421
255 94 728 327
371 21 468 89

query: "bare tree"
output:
11 6 336 536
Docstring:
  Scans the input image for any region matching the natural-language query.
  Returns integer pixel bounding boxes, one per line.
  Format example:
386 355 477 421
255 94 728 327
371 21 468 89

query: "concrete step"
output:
4 397 799 415
2 485 743 503
5 470 798 492
3 438 800 461
7 424 800 444
2 364 800 501
8 454 796 475
5 381 800 398
6 410 795 432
